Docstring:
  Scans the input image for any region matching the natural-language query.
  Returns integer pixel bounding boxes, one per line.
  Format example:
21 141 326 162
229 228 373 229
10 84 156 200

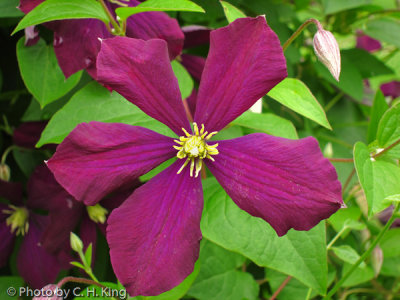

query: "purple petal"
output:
180 54 206 82
97 37 190 135
28 165 82 253
107 161 203 296
356 31 381 53
125 1 184 60
18 0 44 14
194 17 287 132
381 81 400 99
80 216 98 267
0 205 16 268
52 19 111 78
182 25 210 49
17 214 67 288
13 121 48 149
25 26 40 47
0 179 23 205
206 134 343 236
185 89 197 119
47 122 176 205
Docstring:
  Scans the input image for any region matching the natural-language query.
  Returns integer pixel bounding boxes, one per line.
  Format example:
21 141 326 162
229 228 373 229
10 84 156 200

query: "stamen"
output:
3 205 29 236
174 124 219 177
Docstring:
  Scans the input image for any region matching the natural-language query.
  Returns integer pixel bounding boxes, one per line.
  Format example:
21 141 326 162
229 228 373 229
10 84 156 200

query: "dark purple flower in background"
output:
381 81 400 99
0 171 70 288
19 0 184 78
356 30 382 52
47 17 343 296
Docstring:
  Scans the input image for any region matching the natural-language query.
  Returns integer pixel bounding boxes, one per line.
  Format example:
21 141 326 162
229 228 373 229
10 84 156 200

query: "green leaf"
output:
328 207 363 232
380 228 400 257
267 78 332 129
16 38 82 108
188 241 257 300
70 261 86 270
315 56 364 101
37 81 174 147
342 49 393 79
342 263 374 287
171 60 193 100
220 1 246 23
116 0 204 21
232 111 298 139
201 178 328 294
84 244 93 268
13 0 109 34
0 276 24 299
322 0 371 15
331 245 365 267
140 261 200 300
377 103 400 157
0 0 23 18
368 90 389 143
365 18 400 49
354 142 400 215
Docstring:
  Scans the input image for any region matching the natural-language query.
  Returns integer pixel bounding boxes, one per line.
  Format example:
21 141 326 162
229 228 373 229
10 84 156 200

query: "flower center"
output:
86 203 108 224
2 205 29 236
174 123 219 177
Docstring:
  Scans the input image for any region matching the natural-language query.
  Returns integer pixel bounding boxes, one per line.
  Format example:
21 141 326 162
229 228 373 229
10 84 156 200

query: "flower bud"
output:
313 29 341 81
32 284 62 300
70 232 83 253
0 164 10 181
371 246 383 277
323 142 333 158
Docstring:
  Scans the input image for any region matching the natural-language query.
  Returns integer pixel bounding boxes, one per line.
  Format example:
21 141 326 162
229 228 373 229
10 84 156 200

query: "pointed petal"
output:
107 161 203 296
180 54 206 82
194 17 287 132
27 165 82 253
206 134 343 236
18 0 44 14
185 89 197 119
125 4 184 60
52 19 111 78
47 122 175 205
96 37 190 135
0 205 16 268
17 215 67 288
13 121 47 149
182 25 210 49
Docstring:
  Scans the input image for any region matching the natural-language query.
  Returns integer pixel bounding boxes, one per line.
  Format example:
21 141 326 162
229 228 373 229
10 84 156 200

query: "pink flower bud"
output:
371 246 383 277
32 284 63 300
313 29 341 81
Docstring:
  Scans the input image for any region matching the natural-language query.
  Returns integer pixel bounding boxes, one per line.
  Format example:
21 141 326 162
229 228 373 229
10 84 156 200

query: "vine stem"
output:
328 158 353 163
373 138 400 159
98 0 122 34
326 226 347 250
325 203 400 299
1 146 20 164
282 18 323 51
269 276 292 300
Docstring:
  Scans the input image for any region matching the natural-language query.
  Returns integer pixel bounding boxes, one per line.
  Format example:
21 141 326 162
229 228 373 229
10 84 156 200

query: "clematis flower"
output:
47 17 343 296
356 30 381 52
0 174 70 288
18 0 184 78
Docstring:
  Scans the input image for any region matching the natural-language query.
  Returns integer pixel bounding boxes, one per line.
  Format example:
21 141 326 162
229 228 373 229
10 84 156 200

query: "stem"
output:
305 288 312 300
373 138 400 159
324 92 343 112
57 276 104 289
98 0 121 34
328 158 353 163
327 226 347 250
282 18 323 51
1 146 19 164
342 168 356 195
325 203 400 299
270 276 292 300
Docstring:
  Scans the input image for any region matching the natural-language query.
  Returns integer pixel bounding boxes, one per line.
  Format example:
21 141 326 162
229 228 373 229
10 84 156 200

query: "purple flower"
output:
19 0 184 78
381 81 400 99
0 171 71 288
47 17 343 296
356 30 382 53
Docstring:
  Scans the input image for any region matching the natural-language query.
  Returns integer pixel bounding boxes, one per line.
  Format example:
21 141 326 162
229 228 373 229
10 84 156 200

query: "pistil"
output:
174 123 219 177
